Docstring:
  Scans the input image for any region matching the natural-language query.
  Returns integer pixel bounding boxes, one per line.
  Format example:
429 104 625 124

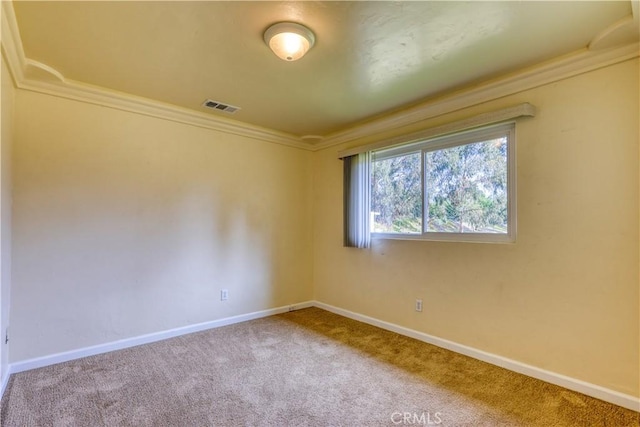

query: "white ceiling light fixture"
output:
264 22 315 61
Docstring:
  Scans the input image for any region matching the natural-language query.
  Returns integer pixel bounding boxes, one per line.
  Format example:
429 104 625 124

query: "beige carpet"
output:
1 307 638 426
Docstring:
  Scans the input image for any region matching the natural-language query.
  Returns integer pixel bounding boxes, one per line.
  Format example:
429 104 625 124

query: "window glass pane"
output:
371 152 422 234
425 137 508 233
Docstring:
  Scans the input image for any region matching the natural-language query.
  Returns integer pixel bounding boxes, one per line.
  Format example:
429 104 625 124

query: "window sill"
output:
371 232 515 244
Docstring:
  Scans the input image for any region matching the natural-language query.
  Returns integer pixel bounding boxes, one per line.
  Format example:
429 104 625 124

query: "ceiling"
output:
10 1 640 138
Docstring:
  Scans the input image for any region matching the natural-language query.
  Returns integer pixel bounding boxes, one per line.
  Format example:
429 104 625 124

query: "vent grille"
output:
202 99 241 114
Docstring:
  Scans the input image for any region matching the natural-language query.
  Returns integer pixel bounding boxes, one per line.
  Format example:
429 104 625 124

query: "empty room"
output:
0 1 638 426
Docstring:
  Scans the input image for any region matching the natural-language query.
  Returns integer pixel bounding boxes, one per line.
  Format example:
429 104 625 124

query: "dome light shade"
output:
264 22 315 61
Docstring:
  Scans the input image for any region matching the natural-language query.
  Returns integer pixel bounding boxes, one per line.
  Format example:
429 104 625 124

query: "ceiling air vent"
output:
202 99 241 114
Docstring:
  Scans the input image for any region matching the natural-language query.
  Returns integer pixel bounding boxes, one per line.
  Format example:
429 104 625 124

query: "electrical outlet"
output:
4 327 8 344
220 289 229 301
415 299 423 312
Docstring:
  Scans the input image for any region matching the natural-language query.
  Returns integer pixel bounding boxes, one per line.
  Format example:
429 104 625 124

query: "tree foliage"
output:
370 137 508 234
426 138 507 233
371 152 422 233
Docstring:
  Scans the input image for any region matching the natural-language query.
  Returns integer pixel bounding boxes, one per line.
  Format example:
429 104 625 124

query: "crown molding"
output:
1 0 27 85
18 77 310 150
2 0 638 153
312 41 639 151
337 103 536 159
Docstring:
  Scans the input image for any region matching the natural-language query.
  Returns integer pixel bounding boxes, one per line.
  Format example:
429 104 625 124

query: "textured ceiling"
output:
12 1 637 137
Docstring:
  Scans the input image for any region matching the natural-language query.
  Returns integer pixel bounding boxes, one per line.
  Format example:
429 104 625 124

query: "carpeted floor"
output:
1 307 638 426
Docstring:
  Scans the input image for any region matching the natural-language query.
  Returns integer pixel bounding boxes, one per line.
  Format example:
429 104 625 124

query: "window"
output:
370 123 515 242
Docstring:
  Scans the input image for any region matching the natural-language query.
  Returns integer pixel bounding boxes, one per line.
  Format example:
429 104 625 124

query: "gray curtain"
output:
343 152 371 248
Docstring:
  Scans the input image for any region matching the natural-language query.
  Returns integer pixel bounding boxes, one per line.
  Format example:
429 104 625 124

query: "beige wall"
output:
313 59 639 397
10 90 313 361
1 56 15 385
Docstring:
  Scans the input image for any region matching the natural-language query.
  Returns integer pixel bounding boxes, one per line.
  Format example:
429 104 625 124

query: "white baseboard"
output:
3 299 638 413
0 366 12 398
9 301 314 375
313 301 640 412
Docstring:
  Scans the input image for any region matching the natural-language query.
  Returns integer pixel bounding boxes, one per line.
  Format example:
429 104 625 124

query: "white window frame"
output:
371 122 516 243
